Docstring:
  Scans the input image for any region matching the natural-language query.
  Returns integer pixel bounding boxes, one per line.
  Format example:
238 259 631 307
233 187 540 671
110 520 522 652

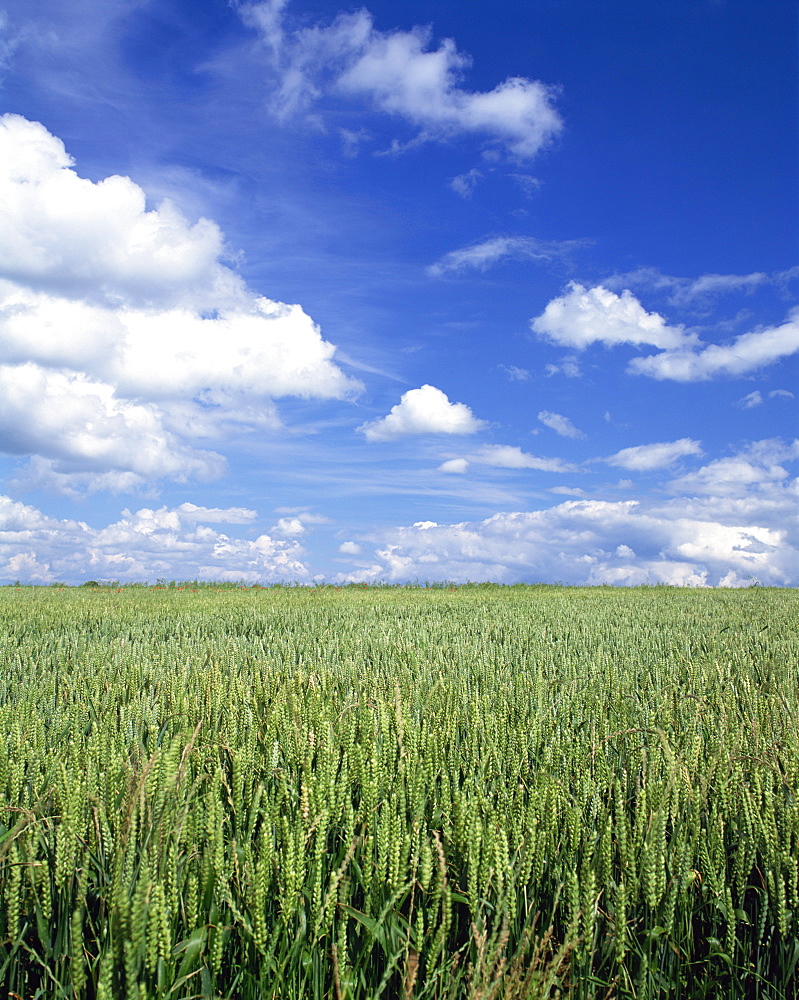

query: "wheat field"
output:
0 583 797 999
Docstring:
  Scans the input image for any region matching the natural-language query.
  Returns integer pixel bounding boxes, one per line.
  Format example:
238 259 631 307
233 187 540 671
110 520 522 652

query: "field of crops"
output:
1 583 797 999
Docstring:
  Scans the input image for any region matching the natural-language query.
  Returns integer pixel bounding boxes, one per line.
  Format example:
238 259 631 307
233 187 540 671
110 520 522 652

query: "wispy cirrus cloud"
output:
438 444 576 474
0 11 22 78
449 168 482 199
604 265 799 308
537 410 585 439
735 388 795 409
498 364 530 382
604 438 703 472
737 390 765 409
428 236 586 277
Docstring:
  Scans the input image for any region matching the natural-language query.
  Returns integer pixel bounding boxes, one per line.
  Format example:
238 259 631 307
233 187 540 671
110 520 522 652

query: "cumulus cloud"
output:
0 116 244 309
0 364 224 487
269 511 329 537
605 438 703 472
670 438 799 497
0 114 359 492
531 283 696 351
629 310 799 381
533 282 799 382
358 384 485 441
269 516 307 538
438 458 470 474
241 3 562 159
339 540 362 555
0 497 311 583
339 491 797 588
0 285 354 403
341 39 560 159
427 236 584 277
537 410 585 439
344 438 798 586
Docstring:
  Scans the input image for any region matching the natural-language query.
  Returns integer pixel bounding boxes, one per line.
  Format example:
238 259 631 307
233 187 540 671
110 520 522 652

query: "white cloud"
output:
733 388 796 410
499 364 530 382
0 114 360 491
0 12 21 78
549 486 587 496
175 502 257 523
676 272 768 299
438 458 470 474
605 438 703 472
604 265 799 307
428 236 583 277
0 497 312 583
270 516 307 537
339 28 562 159
449 168 482 198
629 310 799 381
510 173 542 197
534 282 799 383
339 491 798 587
338 540 362 555
243 0 289 59
269 511 330 537
472 444 575 471
537 410 585 439
544 355 581 378
339 126 370 157
670 438 799 497
358 384 485 441
438 445 576 475
242 4 562 160
9 459 154 498
0 115 242 309
0 284 354 402
736 390 763 409
531 283 696 351
0 363 224 485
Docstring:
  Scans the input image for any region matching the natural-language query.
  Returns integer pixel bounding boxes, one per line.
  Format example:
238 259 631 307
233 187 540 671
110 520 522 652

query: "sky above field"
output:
0 0 797 586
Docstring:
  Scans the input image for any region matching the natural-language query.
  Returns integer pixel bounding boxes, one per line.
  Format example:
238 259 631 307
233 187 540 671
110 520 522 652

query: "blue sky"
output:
0 0 796 586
